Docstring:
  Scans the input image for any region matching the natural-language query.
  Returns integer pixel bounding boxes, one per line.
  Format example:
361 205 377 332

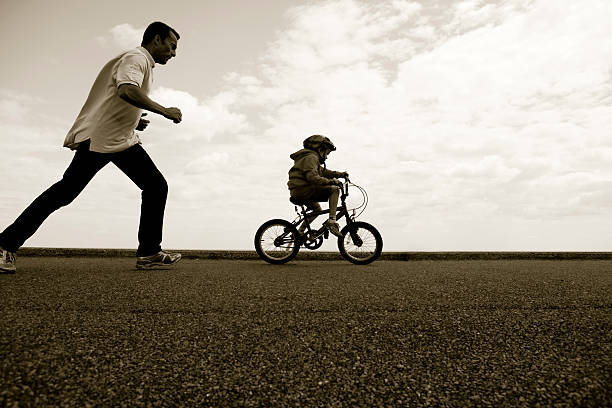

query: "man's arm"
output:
117 84 182 123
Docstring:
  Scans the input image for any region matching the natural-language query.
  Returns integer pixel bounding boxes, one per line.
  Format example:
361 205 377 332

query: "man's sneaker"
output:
323 219 343 238
136 251 182 270
0 247 16 274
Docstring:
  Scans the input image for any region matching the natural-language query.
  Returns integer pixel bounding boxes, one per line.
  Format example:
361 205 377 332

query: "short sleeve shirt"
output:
63 47 155 153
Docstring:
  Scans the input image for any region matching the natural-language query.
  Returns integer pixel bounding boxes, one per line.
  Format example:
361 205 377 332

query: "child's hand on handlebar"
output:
330 178 343 187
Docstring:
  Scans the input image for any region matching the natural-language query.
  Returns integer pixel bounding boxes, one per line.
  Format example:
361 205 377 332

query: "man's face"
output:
153 31 178 64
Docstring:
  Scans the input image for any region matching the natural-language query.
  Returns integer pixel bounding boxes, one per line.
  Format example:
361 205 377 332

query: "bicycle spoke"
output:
343 228 377 259
258 222 298 260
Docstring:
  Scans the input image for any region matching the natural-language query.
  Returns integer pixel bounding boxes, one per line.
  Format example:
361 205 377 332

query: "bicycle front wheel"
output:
254 219 301 264
338 221 383 265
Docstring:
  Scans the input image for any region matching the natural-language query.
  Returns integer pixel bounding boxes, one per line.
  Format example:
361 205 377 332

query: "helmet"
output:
303 135 336 151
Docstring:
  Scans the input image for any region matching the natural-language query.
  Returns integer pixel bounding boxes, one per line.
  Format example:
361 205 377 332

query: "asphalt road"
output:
1 258 610 407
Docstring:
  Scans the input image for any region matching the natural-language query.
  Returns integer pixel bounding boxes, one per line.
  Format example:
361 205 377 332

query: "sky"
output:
1 0 611 251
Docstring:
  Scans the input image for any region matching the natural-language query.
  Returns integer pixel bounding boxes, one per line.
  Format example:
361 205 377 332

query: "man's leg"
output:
0 140 109 252
111 144 168 257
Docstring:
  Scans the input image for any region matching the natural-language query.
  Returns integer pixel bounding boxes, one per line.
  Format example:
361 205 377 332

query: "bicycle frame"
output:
290 182 361 244
256 178 380 264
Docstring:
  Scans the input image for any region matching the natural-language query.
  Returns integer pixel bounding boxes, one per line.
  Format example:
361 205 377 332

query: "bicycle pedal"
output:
324 230 329 239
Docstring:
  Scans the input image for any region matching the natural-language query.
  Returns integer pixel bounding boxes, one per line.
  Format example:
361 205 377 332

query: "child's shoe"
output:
323 219 343 238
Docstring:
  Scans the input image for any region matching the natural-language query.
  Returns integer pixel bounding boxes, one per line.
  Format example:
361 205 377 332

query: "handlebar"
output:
340 178 350 196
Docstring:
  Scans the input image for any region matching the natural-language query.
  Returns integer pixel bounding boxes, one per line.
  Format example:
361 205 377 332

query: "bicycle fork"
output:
341 211 363 247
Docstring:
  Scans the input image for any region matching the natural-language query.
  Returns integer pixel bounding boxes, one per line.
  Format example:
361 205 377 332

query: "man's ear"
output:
153 34 162 45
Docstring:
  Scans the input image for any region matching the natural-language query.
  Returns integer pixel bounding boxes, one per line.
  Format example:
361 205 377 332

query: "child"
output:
288 135 348 238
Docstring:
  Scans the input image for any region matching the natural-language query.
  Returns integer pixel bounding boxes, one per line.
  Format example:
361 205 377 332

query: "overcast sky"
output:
1 0 611 251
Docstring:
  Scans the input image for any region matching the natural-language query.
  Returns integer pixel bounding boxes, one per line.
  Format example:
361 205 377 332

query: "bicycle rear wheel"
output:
254 219 300 264
338 221 383 265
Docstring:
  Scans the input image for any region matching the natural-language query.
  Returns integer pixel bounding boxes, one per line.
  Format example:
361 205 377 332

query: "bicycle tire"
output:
254 219 301 264
337 221 383 265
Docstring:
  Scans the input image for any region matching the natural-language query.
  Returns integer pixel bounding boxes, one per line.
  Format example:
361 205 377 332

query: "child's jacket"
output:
287 148 344 195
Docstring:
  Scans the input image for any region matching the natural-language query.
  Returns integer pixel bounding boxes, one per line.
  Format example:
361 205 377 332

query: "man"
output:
0 22 183 273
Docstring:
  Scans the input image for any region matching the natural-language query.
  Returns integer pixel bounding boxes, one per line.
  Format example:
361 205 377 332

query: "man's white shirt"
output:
64 46 155 153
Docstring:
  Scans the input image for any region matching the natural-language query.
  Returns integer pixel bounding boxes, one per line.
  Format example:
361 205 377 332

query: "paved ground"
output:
1 258 610 407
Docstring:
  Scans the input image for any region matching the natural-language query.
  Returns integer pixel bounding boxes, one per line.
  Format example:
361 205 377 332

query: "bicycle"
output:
254 179 383 265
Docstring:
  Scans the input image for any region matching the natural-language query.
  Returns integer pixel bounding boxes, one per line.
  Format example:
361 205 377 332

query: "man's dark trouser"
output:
0 140 168 256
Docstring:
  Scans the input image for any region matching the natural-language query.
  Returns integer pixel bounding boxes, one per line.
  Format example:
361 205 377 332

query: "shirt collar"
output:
137 46 155 68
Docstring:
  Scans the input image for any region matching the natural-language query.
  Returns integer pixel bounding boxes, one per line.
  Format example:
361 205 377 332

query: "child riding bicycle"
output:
287 135 348 238
255 135 382 264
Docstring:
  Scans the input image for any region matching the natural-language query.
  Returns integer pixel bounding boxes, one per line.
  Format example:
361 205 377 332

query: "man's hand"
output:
340 171 349 179
163 107 182 123
136 113 150 131
117 84 183 124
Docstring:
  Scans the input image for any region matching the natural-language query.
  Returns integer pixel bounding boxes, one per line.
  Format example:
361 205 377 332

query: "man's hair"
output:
141 22 180 46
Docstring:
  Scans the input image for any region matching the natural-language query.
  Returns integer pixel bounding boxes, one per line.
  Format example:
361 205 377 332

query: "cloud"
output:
148 87 250 144
0 99 28 122
184 152 230 174
2 1 611 250
203 0 612 248
0 90 79 220
0 90 44 123
96 23 143 49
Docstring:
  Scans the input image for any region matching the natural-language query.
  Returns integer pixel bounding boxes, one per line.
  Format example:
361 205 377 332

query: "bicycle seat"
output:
290 197 313 206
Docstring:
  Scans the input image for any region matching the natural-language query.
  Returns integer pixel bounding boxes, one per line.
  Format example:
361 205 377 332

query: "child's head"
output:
303 135 336 163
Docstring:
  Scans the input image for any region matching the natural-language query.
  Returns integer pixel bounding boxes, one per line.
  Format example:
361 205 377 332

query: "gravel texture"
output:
1 258 610 407
15 247 612 261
